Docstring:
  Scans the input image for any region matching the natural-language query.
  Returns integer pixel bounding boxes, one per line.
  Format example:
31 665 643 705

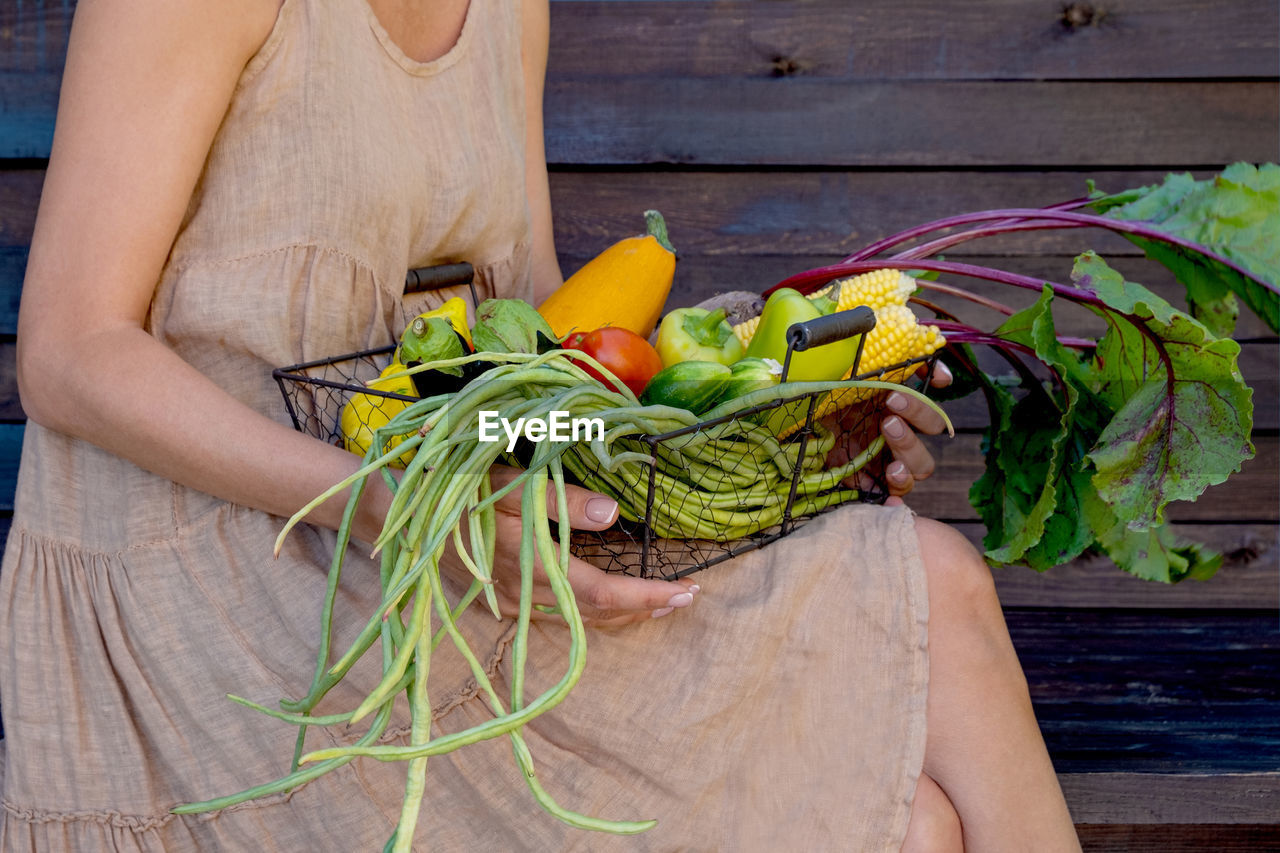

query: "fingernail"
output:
888 460 908 481
585 497 618 524
687 584 701 595
936 362 953 382
886 393 908 412
883 416 906 439
666 591 694 608
651 606 675 619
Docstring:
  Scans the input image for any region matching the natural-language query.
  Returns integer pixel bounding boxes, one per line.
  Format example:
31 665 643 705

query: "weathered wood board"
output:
0 0 1277 841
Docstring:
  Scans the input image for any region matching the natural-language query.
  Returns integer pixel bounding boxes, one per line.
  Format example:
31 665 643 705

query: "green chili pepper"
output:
655 307 745 367
743 288 859 382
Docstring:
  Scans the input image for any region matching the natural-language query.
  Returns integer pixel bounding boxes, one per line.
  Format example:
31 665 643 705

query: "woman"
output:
1 0 1079 849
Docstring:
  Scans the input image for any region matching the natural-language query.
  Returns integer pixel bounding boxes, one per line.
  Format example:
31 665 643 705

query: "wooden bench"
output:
3 2 1278 848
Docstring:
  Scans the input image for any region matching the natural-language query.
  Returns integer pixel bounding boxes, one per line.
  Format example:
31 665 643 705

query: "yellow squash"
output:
537 209 676 339
339 362 418 468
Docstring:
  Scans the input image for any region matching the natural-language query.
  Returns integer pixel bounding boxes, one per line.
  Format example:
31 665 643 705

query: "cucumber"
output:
713 357 783 408
640 360 732 415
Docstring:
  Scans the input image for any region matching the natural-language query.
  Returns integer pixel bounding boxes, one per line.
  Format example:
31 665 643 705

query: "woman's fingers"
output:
484 466 698 625
549 481 620 531
881 411 938 497
876 365 951 494
884 458 916 496
564 558 699 625
494 553 700 627
921 359 954 389
881 413 936 478
885 390 947 436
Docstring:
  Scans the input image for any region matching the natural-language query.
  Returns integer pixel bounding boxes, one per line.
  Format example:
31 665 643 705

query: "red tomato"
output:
563 327 663 397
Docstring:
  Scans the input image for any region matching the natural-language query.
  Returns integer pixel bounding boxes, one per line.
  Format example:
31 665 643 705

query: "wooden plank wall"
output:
537 3 1280 846
543 0 1280 611
2 0 1278 846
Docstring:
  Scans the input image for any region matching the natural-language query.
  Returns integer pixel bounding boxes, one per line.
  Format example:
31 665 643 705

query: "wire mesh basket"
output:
273 309 938 580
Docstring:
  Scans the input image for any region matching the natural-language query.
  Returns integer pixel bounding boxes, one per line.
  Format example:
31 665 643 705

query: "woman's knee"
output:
902 771 964 853
914 515 998 614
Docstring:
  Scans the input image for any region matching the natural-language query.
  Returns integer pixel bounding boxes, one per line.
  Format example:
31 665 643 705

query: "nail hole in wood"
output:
770 55 802 77
1059 3 1107 30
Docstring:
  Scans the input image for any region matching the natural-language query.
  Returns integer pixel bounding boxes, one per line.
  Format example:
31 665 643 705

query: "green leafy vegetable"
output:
968 256 1253 580
1090 163 1280 336
471 298 559 354
970 287 1102 571
766 164 1276 583
1075 253 1255 528
1080 488 1223 584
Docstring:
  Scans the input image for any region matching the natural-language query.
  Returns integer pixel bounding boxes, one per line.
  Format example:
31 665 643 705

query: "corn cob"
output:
731 269 926 348
852 303 944 377
827 268 918 312
731 315 760 351
733 270 945 436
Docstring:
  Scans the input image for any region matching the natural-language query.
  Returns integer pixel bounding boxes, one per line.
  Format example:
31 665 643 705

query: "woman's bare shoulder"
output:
70 0 285 67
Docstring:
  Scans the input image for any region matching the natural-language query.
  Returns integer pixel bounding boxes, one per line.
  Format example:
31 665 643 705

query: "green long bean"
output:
179 349 946 848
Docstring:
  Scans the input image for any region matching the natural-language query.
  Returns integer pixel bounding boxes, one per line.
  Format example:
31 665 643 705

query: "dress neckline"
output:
361 0 477 77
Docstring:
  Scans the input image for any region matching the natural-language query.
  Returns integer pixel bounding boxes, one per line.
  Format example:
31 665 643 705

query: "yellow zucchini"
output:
538 210 676 339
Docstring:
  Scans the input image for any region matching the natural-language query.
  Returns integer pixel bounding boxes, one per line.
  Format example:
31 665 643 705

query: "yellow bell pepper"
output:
339 362 418 468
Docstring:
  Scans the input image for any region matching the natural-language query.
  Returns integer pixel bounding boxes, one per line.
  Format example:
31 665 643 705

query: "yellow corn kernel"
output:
856 304 944 374
732 314 760 350
831 269 918 312
732 270 919 348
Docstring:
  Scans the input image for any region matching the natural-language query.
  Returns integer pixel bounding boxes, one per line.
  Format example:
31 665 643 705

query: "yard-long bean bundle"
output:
175 348 947 849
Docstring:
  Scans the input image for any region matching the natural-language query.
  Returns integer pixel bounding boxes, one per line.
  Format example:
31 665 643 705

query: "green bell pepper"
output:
743 288 858 382
655 307 745 368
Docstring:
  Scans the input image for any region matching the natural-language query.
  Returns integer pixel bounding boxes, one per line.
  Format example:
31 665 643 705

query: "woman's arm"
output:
520 0 564 305
17 0 392 542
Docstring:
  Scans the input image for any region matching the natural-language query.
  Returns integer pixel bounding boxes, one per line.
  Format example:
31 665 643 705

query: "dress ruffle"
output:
0 0 927 845
2 502 927 852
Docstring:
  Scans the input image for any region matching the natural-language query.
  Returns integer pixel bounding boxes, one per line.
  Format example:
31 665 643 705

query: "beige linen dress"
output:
0 0 930 849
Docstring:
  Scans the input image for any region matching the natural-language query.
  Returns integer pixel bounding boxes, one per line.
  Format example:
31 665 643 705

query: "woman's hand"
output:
878 361 953 494
443 466 699 628
825 362 953 497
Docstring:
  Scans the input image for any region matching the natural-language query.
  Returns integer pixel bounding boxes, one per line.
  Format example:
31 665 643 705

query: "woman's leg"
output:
912 516 1081 852
902 771 964 852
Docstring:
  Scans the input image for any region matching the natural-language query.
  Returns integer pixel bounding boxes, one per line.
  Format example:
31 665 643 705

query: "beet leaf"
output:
1089 163 1280 336
1073 253 1254 528
964 253 1253 581
969 287 1105 571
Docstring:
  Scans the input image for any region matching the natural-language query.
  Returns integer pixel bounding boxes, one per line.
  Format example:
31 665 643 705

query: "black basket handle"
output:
404 262 475 294
786 305 876 351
